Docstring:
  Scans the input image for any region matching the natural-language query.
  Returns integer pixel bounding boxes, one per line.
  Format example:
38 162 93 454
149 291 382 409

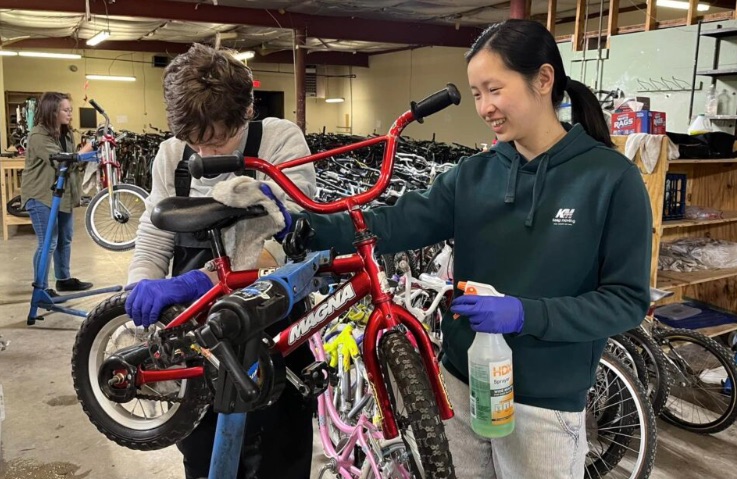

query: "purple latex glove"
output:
259 183 292 242
450 295 525 334
125 269 213 327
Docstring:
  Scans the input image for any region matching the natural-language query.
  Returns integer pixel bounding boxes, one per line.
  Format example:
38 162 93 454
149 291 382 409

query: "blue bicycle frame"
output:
27 151 122 325
208 251 331 479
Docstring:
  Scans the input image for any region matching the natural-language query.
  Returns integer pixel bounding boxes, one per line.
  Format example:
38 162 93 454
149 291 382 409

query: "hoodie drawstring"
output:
504 153 521 204
525 154 550 227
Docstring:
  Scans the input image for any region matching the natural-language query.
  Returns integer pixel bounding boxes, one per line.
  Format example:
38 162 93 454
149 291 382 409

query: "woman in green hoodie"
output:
294 19 651 478
21 92 95 296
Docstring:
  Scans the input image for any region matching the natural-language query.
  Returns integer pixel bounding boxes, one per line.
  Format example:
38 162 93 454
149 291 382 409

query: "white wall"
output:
559 18 737 132
3 50 168 133
349 47 491 148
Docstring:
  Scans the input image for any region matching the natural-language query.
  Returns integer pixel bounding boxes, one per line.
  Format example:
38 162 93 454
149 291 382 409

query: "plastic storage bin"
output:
655 300 737 329
663 173 687 220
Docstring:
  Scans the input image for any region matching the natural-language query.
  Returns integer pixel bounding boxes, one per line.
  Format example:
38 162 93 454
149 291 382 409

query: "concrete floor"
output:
1 210 737 479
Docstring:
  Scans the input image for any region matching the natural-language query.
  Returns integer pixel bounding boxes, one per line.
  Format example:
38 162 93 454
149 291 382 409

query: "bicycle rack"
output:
27 152 122 325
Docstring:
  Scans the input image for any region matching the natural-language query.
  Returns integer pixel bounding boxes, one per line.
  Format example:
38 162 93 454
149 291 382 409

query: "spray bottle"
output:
458 280 515 438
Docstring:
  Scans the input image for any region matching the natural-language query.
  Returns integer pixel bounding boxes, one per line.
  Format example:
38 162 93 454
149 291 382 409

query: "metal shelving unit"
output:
689 22 737 132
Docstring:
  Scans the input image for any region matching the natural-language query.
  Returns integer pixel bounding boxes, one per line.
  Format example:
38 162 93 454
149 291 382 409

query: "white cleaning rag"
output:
211 177 287 271
624 134 680 174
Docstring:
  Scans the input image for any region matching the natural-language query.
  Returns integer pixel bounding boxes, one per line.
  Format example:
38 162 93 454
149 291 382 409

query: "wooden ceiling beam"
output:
547 0 558 35
607 0 619 48
645 0 657 31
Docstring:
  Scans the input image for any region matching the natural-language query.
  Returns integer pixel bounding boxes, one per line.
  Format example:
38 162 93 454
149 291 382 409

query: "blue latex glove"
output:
450 294 525 334
125 270 213 327
259 183 292 241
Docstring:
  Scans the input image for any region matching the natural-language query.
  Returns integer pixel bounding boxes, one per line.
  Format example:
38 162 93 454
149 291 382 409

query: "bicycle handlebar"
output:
188 152 243 179
89 99 112 137
411 83 461 124
189 84 461 214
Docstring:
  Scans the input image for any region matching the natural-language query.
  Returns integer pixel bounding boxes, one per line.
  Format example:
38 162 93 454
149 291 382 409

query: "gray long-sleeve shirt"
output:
128 117 316 284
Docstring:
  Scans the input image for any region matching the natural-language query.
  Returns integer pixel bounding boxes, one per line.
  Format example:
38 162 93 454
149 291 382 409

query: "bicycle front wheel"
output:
586 351 658 479
85 184 148 251
378 331 455 478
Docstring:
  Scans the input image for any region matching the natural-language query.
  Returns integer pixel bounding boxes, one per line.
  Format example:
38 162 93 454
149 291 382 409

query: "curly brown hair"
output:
163 43 254 144
36 92 72 139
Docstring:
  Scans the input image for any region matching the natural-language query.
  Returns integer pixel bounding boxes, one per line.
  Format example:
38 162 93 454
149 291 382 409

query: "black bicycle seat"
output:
152 197 267 233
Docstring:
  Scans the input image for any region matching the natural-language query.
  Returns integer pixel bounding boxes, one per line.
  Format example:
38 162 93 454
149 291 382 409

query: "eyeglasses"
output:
60 108 73 113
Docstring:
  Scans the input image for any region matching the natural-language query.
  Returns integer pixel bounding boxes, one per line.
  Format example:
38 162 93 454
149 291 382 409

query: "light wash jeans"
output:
26 198 74 287
441 364 588 479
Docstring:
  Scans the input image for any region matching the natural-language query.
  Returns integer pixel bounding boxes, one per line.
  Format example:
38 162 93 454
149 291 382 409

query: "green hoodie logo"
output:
553 208 576 226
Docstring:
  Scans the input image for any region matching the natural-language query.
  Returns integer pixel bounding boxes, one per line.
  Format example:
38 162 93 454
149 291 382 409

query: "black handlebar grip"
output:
410 83 461 124
89 99 105 114
188 152 244 179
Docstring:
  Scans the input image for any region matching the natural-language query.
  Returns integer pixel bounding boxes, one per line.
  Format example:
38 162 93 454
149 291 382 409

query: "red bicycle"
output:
71 84 461 477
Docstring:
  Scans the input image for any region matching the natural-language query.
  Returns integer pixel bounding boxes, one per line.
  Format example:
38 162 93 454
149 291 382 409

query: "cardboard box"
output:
611 110 666 135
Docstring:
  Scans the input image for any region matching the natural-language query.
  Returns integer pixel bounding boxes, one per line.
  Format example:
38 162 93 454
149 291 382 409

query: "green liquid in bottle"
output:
468 335 515 438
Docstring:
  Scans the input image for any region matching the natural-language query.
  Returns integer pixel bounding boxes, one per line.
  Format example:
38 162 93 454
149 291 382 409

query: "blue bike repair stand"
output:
208 250 332 479
27 152 122 326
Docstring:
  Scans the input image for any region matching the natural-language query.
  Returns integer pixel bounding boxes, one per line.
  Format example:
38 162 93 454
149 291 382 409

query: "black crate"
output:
663 173 687 220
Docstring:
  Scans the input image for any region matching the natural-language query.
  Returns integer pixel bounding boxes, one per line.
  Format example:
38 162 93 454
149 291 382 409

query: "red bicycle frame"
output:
135 108 454 440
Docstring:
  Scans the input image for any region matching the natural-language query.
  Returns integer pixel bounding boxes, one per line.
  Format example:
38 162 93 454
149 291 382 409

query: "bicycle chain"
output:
134 392 185 403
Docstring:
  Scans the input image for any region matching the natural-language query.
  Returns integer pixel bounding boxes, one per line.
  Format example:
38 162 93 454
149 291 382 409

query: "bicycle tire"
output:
85 183 148 252
6 194 29 218
654 327 737 434
378 331 455 478
609 334 649 385
624 326 672 416
586 351 658 479
71 291 211 450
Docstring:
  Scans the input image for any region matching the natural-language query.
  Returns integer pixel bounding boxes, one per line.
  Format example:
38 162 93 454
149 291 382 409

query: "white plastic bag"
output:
659 237 737 272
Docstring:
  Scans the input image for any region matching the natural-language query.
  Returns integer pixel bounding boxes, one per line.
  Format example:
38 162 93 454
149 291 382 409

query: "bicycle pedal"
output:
300 361 330 398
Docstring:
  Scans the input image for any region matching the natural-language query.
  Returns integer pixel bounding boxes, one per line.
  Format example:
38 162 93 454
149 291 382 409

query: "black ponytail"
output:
467 19 613 148
566 79 613 147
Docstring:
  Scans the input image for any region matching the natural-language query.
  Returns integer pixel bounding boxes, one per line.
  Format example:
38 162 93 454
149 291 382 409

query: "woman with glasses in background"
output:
21 92 95 297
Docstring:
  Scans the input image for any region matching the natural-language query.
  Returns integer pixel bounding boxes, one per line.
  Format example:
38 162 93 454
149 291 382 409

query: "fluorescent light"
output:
86 30 111 47
656 0 709 11
86 74 136 82
233 51 255 61
0 51 17 56
19 52 82 59
325 97 345 103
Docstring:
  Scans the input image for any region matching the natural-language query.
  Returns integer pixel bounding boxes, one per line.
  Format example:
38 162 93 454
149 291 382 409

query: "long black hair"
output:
466 19 613 147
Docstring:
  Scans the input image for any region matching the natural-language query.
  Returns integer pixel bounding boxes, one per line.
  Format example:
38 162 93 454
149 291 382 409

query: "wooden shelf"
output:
662 211 737 229
699 323 737 338
669 158 737 164
657 267 737 290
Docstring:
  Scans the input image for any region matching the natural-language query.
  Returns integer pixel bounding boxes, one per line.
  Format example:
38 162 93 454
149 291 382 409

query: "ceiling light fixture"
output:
0 50 18 56
86 74 136 82
656 0 709 11
325 97 345 103
86 30 111 47
233 50 255 61
19 52 82 59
